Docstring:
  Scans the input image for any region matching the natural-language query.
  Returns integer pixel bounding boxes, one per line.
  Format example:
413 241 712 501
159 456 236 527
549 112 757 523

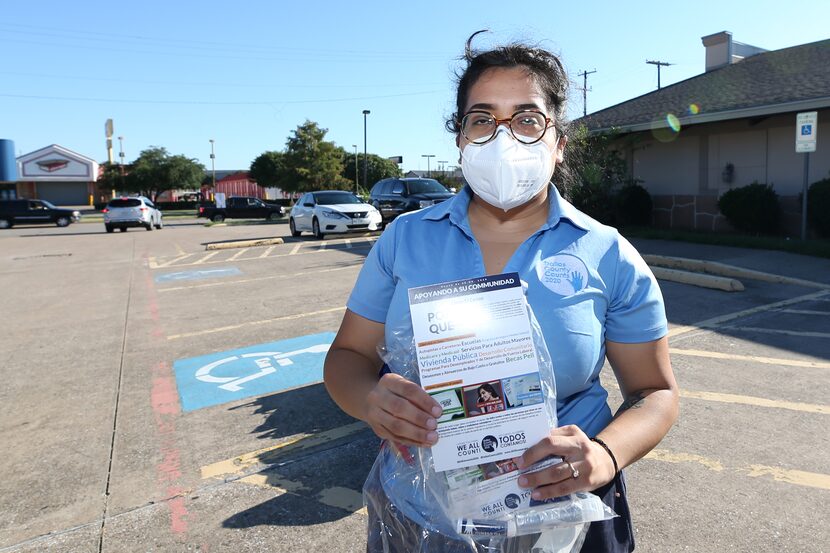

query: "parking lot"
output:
1 217 828 552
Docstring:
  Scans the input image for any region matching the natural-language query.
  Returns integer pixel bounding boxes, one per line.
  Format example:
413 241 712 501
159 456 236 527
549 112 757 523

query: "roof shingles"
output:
577 39 830 131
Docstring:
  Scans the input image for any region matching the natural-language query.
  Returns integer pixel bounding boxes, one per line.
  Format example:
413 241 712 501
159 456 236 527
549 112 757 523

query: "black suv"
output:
0 199 81 229
368 177 454 225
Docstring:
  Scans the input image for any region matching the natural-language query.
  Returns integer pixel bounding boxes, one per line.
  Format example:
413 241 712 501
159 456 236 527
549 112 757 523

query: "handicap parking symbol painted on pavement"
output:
155 267 242 283
173 332 335 411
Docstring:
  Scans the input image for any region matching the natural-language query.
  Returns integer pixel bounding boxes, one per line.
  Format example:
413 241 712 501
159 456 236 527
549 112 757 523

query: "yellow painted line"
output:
290 243 302 255
168 306 345 340
644 449 724 471
227 248 249 261
148 256 158 269
200 421 368 480
157 263 362 292
669 347 830 370
174 242 186 256
645 449 830 491
668 289 830 339
344 239 352 249
157 253 194 268
152 238 377 268
736 326 830 339
745 465 830 491
317 487 366 513
679 390 830 415
780 309 829 316
318 242 327 251
259 245 276 258
600 376 828 415
192 251 219 264
238 473 308 493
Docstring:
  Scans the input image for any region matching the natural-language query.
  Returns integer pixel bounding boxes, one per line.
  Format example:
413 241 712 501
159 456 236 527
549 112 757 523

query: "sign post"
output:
796 112 817 240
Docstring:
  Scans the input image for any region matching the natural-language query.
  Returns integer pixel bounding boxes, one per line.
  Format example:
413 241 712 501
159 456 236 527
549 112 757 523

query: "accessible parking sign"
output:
173 332 335 411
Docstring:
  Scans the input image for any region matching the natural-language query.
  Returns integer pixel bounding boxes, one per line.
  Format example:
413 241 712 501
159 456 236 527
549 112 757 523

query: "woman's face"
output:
479 387 495 401
458 66 566 162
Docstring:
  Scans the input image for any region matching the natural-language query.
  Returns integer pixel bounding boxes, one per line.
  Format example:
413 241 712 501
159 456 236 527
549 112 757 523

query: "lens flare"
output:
688 103 700 115
666 113 681 133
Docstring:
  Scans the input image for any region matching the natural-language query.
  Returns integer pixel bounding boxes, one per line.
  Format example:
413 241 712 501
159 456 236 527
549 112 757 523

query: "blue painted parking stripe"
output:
172 332 335 412
155 267 241 283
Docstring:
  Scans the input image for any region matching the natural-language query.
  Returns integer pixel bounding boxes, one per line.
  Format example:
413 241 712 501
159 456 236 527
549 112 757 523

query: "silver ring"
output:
565 461 579 479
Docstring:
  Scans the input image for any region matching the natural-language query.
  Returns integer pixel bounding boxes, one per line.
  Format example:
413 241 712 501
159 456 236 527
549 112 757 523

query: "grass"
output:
621 226 830 259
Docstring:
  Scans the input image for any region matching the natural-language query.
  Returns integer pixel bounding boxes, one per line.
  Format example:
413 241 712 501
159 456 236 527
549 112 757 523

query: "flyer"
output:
408 273 551 472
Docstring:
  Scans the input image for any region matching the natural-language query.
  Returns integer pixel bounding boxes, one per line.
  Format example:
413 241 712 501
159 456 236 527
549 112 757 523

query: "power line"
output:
645 60 673 89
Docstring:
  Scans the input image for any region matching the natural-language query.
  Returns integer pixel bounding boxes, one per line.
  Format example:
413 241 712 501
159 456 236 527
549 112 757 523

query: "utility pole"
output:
646 60 673 89
577 69 596 117
352 144 359 194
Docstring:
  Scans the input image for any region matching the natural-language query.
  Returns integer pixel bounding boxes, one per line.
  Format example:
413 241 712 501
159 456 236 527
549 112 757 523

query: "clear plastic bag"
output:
363 288 616 553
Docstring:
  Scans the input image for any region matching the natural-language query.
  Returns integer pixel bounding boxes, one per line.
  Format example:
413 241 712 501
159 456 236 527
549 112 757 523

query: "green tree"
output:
124 147 205 201
567 126 635 224
278 121 351 193
341 152 402 194
96 161 127 195
249 151 286 189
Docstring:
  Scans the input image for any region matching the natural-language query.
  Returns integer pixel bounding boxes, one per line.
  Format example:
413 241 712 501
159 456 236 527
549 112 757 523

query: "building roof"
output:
216 170 251 183
577 38 830 133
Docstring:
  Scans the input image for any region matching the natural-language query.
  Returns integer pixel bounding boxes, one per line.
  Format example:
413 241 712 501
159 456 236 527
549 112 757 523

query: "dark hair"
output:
446 30 570 137
447 30 576 191
478 382 500 399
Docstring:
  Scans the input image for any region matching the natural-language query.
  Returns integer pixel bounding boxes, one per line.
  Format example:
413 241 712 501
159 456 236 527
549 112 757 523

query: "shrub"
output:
615 184 653 226
717 182 780 235
808 177 830 238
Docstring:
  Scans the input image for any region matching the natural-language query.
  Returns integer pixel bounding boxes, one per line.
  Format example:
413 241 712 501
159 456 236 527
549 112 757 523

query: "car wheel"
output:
56 217 70 227
268 211 282 221
212 214 225 223
105 224 114 233
119 227 126 232
289 217 301 237
312 217 324 239
145 222 153 231
156 217 163 229
0 218 11 229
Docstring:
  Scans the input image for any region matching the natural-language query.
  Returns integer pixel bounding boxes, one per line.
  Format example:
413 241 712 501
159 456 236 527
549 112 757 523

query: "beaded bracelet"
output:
591 436 619 475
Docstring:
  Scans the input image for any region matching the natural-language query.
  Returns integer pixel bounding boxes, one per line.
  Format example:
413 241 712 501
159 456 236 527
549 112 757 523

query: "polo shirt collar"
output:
423 183 591 232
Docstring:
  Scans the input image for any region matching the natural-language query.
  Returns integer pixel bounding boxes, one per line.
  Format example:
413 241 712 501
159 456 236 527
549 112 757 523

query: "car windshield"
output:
314 192 362 205
108 199 142 208
406 179 448 194
40 200 58 209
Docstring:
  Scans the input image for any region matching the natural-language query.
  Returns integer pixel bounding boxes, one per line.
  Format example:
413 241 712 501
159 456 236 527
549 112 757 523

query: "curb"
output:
205 238 284 250
644 255 830 290
650 266 744 292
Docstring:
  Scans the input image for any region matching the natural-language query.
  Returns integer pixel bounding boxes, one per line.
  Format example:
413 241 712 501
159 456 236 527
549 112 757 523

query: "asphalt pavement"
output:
0 218 827 552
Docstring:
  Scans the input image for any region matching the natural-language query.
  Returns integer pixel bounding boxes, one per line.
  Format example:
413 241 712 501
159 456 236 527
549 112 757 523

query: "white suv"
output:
103 196 163 233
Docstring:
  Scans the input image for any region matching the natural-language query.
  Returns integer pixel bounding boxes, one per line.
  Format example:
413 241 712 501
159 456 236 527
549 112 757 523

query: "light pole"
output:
422 154 435 178
438 160 448 176
117 136 125 197
362 110 370 189
352 144 359 194
209 139 216 190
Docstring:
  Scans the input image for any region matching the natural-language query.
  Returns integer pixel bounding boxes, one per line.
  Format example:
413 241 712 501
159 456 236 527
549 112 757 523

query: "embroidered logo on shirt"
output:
535 254 589 296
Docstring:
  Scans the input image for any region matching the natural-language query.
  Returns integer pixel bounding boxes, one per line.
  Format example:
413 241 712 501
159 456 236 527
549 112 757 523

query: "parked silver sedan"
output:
103 196 163 233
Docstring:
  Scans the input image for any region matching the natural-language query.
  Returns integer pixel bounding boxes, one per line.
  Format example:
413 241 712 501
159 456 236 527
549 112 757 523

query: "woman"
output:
475 382 504 414
324 31 678 552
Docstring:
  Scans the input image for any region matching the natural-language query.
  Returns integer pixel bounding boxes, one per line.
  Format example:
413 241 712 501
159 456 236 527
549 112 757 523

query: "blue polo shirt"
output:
348 184 667 436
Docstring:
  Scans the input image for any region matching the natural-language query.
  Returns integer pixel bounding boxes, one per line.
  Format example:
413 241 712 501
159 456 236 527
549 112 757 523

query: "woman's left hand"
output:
513 425 616 500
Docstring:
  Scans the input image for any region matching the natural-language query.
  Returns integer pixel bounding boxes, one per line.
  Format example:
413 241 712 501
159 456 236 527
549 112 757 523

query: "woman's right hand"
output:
365 372 443 447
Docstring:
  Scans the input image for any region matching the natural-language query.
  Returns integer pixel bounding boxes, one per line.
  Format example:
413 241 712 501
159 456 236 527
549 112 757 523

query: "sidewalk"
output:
630 238 830 286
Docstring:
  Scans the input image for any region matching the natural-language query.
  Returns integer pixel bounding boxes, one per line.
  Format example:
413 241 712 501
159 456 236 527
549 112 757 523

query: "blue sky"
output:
2 0 828 178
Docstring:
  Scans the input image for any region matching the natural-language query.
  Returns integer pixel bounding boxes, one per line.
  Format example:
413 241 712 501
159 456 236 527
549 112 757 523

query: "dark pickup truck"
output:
0 199 81 229
197 196 285 223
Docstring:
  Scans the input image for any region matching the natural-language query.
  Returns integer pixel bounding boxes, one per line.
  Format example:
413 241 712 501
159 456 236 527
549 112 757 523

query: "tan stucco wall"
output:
621 109 830 198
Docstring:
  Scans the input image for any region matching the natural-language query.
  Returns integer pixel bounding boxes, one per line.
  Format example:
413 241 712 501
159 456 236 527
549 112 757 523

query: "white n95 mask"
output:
461 127 556 211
